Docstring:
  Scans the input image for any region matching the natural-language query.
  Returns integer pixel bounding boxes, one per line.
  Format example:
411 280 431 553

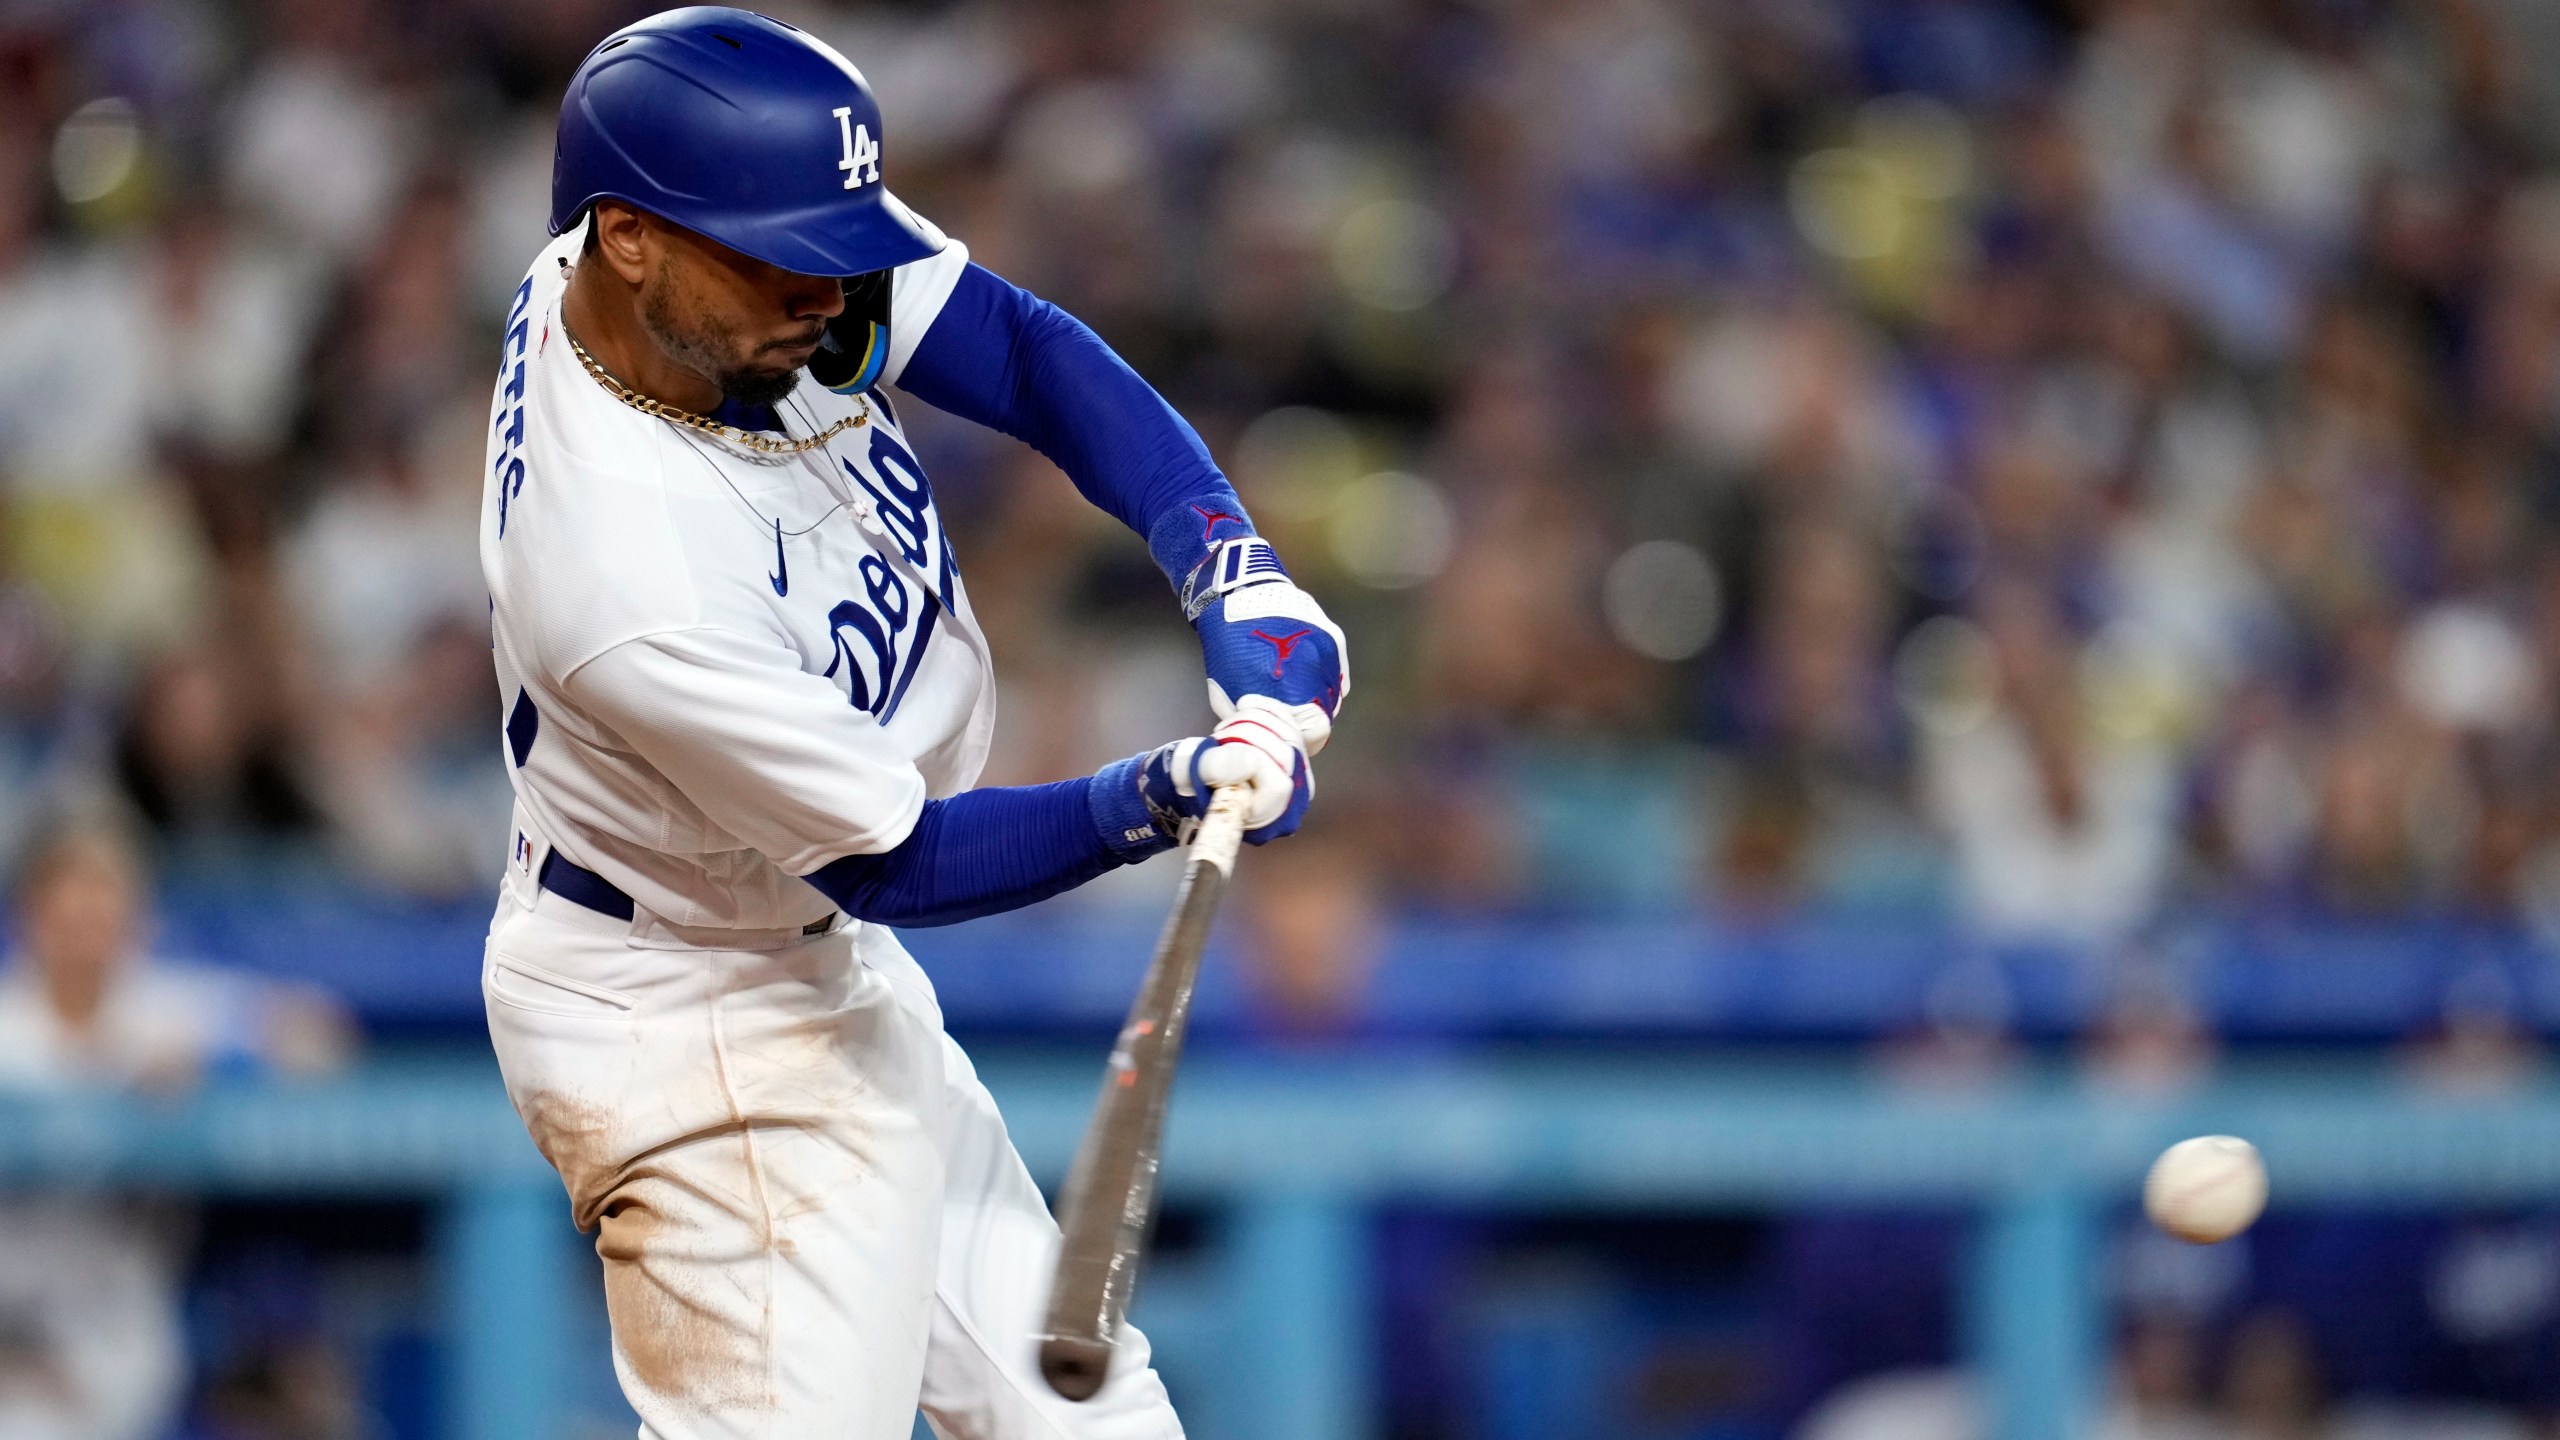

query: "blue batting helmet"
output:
549 7 943 280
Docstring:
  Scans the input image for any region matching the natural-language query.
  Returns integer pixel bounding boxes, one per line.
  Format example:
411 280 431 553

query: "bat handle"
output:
1191 782 1249 872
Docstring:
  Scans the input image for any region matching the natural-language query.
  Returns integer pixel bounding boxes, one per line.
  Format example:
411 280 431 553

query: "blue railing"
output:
9 1052 2560 1440
142 878 2560 1038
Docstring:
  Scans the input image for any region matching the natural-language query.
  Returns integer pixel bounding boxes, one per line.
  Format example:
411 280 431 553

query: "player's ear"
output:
587 201 653 287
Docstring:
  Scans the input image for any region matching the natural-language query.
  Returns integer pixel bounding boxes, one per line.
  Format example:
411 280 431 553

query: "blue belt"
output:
536 850 836 935
537 850 634 920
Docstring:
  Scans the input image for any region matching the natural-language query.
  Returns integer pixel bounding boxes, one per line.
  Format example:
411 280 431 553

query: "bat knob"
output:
1038 1334 1113 1401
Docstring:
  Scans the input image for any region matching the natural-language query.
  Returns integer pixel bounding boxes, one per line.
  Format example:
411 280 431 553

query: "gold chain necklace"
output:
565 327 865 456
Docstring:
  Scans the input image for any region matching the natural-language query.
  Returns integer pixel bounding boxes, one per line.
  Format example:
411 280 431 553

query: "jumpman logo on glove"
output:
1252 628 1313 678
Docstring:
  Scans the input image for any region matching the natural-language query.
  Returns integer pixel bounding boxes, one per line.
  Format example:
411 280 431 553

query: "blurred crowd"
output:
1786 1214 2560 1440
9 0 2560 949
0 810 356 1440
16 2 2560 1433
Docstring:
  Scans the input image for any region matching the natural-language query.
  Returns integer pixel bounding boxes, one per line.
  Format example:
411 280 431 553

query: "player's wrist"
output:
1145 489 1261 595
1087 755 1176 861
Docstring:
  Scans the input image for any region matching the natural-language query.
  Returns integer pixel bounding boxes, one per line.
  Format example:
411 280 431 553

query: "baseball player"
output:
476 10 1347 1440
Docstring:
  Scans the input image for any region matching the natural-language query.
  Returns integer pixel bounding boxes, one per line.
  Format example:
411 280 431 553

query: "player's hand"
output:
1136 696 1312 846
1182 541 1349 753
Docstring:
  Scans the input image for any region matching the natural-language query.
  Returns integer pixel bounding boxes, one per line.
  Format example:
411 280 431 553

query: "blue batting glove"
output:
1160 507 1348 751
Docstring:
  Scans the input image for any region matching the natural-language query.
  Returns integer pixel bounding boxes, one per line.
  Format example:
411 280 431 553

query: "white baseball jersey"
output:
480 217 991 931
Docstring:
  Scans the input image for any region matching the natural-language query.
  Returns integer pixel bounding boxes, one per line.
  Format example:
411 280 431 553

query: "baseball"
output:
2144 1135 2268 1244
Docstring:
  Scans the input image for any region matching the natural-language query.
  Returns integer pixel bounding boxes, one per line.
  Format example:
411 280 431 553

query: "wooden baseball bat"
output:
1038 784 1249 1400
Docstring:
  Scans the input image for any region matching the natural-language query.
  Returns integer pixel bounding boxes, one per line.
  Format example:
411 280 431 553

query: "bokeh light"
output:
1854 92 1972 203
1326 471 1453 590
2399 603 2536 732
1602 540 1720 661
52 98 141 207
1230 406 1363 526
1790 147 1903 261
1894 615 1998 736
1329 197 1457 312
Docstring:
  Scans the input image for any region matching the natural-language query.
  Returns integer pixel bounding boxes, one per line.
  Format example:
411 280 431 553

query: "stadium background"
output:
7 0 2560 1436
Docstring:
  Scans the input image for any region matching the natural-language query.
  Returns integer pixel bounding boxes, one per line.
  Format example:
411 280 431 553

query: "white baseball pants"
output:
480 881 1185 1440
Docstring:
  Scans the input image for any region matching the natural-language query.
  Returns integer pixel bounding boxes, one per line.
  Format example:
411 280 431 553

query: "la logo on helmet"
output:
833 108 881 191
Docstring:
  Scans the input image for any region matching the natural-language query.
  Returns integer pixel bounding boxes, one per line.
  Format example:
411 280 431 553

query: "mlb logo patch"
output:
512 831 536 878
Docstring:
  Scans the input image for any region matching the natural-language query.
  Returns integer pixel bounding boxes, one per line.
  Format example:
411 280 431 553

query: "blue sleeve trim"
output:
803 777 1130 928
1089 752 1175 862
898 263 1252 589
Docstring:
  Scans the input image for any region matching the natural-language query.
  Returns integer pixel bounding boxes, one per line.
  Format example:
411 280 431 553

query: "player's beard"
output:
641 260 805 409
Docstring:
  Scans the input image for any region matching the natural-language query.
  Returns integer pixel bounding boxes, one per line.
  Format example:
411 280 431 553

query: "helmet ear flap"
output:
808 267 893 394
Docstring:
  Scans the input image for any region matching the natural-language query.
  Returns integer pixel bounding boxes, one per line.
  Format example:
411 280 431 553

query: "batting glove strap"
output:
1178 537 1290 623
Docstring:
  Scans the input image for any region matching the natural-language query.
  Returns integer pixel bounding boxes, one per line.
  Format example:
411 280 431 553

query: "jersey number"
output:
834 108 880 190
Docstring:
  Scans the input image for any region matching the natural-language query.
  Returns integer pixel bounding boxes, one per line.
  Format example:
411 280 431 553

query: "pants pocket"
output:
486 953 639 1019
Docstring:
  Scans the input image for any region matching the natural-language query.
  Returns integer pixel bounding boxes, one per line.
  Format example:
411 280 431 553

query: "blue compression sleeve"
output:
896 263 1250 585
802 766 1163 928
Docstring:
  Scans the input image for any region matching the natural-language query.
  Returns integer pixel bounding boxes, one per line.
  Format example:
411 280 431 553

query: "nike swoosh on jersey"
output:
770 519 788 596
